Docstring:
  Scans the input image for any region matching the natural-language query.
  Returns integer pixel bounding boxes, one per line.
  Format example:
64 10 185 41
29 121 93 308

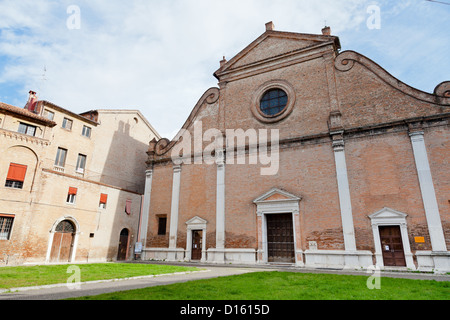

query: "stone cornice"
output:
0 128 51 146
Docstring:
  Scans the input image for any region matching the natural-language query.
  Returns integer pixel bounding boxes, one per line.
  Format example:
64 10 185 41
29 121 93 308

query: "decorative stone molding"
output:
335 51 450 106
0 128 51 146
369 208 415 270
253 188 303 266
152 87 220 156
434 81 450 101
251 80 296 124
185 216 208 262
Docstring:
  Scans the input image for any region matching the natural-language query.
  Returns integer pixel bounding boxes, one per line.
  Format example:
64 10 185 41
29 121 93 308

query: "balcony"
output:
53 165 65 173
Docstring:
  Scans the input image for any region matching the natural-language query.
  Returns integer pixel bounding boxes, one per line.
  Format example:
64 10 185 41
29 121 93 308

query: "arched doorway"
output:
50 220 75 263
117 228 129 261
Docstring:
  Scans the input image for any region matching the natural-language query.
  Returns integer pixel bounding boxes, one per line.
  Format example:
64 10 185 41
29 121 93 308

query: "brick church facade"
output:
140 23 449 273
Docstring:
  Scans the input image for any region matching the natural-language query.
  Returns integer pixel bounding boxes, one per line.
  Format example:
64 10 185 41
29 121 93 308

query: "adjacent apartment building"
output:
0 91 160 265
140 23 449 273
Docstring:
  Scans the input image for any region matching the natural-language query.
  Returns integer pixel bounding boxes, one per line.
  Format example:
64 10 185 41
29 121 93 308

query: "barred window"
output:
260 89 288 116
5 163 27 189
55 220 75 233
0 215 14 240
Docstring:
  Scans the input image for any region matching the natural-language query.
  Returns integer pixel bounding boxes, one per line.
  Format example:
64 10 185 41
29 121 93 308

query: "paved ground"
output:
0 262 448 300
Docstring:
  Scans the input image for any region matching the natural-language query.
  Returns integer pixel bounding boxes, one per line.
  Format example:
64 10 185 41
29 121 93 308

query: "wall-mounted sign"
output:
134 242 143 254
414 237 425 243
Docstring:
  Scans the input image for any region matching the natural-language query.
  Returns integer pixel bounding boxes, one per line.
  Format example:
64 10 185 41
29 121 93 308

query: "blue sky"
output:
0 0 448 139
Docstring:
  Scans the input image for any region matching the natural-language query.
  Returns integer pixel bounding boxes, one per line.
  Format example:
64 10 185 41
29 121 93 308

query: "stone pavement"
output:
0 262 448 300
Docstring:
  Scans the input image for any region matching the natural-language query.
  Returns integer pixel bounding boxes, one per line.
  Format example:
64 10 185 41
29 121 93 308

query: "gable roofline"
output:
93 109 162 140
335 51 450 106
40 100 99 126
214 29 341 80
0 101 57 127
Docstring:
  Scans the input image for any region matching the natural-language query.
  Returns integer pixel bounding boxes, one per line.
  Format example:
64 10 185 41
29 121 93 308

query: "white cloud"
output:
0 0 448 139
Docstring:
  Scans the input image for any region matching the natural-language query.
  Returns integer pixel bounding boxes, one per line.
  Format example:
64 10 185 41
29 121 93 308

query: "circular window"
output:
260 89 288 117
251 80 295 123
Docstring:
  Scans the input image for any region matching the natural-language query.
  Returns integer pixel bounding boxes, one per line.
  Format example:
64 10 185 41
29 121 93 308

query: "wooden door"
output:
117 229 129 261
191 230 202 261
267 213 295 263
379 226 406 267
50 232 74 262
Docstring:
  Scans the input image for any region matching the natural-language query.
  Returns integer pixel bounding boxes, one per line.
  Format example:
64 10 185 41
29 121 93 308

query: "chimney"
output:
265 21 275 32
322 26 331 36
24 90 38 113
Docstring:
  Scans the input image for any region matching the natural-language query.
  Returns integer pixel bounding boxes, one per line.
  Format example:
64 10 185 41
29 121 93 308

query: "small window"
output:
0 215 14 240
55 148 67 167
158 217 167 235
66 187 77 204
125 199 132 215
62 118 73 130
260 89 288 117
5 180 24 189
76 154 87 173
5 163 27 189
43 109 55 121
18 122 37 136
99 193 108 209
82 125 91 138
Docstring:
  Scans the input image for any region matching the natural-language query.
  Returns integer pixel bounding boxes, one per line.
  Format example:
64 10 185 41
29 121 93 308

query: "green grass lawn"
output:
0 263 198 289
72 271 449 300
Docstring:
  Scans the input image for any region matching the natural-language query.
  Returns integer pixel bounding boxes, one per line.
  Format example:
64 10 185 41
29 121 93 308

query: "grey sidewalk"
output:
0 262 448 300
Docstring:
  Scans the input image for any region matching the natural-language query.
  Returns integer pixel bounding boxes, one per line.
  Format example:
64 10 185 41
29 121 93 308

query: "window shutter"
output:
6 163 27 182
68 187 78 195
125 199 132 215
100 193 108 204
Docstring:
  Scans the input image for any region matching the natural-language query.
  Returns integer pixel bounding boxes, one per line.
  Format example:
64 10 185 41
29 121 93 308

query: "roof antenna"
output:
38 65 47 98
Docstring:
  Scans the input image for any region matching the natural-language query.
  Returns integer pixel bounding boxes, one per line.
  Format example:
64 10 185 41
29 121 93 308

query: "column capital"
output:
332 138 345 151
215 149 226 167
173 164 182 173
409 130 425 139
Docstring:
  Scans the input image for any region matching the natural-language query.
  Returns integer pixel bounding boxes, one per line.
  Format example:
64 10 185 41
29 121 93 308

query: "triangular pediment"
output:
369 208 408 220
253 188 301 204
186 216 208 226
215 30 340 79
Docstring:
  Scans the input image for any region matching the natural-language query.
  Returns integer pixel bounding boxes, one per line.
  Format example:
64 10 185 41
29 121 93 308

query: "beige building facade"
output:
0 93 160 265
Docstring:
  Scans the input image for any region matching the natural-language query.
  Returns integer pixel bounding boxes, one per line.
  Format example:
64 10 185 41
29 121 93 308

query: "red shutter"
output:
125 199 131 215
68 187 78 195
100 193 108 204
6 163 27 182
